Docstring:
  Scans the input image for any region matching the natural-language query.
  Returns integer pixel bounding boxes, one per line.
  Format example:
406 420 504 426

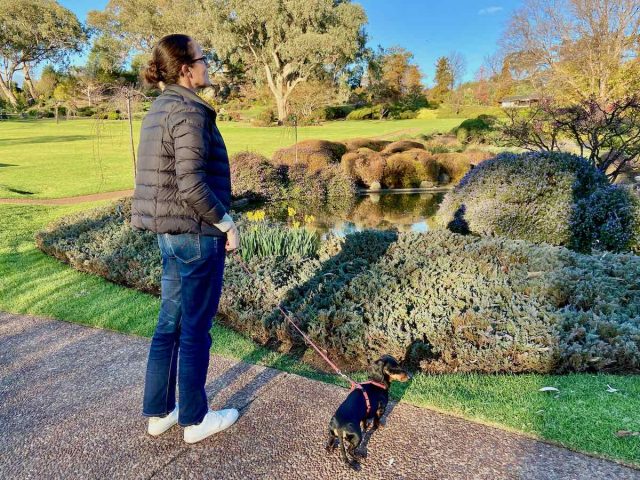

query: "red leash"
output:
232 252 382 409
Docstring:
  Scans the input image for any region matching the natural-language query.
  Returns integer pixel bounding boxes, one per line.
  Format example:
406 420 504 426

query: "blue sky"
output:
43 0 522 86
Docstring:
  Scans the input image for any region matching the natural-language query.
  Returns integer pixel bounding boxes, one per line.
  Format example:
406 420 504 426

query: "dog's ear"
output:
369 358 385 382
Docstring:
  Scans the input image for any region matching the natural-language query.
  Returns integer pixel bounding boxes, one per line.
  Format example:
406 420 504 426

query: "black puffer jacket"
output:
131 84 231 236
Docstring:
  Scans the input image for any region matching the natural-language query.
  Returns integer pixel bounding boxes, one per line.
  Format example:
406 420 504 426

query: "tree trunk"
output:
274 94 287 124
22 64 37 103
0 73 18 108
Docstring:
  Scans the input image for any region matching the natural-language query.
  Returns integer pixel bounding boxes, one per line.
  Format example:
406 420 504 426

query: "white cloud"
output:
478 6 503 15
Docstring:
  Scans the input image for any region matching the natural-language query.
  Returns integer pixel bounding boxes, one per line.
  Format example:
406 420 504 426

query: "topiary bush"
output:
341 137 391 152
38 207 640 374
432 152 474 185
382 151 440 188
436 151 640 253
381 140 425 155
340 148 386 187
230 151 286 201
272 139 347 172
453 114 498 144
383 153 422 188
285 162 356 200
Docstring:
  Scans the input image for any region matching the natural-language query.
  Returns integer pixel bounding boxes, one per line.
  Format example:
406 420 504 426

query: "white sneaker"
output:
183 409 239 444
147 404 179 436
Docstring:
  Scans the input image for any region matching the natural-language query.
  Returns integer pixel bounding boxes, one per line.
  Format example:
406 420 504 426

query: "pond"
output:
239 192 447 238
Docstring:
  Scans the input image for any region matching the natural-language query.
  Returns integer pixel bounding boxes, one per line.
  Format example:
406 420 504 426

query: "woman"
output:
131 34 239 444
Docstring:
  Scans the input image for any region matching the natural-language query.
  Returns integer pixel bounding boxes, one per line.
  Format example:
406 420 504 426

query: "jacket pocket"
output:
164 233 201 263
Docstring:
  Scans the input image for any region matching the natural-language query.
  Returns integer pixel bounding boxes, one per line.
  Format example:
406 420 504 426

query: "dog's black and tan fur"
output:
326 355 411 468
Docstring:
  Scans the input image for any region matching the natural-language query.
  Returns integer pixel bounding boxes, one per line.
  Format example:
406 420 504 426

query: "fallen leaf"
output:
616 430 640 437
606 385 618 393
539 387 559 392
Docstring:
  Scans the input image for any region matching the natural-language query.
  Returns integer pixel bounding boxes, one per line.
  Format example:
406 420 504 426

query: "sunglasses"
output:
191 56 210 68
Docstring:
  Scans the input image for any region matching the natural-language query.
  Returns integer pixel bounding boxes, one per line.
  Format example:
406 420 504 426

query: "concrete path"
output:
1 311 638 480
0 189 135 205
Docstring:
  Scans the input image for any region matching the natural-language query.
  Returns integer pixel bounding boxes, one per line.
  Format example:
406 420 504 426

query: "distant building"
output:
499 94 541 108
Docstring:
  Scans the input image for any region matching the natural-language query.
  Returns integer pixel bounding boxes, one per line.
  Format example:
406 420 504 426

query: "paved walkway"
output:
0 189 135 205
1 311 638 479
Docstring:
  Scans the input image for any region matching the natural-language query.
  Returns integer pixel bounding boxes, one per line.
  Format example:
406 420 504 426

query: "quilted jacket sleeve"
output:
169 104 227 225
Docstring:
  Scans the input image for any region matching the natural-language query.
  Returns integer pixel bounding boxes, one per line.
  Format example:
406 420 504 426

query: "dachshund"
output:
326 355 411 469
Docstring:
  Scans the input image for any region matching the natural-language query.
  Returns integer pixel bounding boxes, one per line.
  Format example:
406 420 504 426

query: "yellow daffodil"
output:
287 207 296 217
247 210 266 222
292 221 301 228
304 214 315 224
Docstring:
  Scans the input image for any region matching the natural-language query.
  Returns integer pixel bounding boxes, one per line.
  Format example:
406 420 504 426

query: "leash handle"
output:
232 252 360 389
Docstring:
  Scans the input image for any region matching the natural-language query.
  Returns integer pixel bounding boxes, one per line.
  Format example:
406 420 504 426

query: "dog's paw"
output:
325 439 337 453
354 449 368 461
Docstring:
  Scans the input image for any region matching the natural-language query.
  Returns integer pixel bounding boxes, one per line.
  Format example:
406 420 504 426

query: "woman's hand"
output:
225 223 240 252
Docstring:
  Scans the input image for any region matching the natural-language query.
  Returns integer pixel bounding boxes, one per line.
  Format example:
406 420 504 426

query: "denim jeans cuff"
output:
142 409 174 418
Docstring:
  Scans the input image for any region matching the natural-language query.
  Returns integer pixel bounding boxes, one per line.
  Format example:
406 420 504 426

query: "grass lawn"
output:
0 117 462 199
1 201 638 467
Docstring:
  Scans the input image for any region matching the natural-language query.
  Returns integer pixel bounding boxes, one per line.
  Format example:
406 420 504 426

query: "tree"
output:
502 95 640 181
35 65 60 100
87 0 181 54
88 0 205 87
85 35 129 83
447 51 467 88
501 0 640 102
473 66 491 105
431 56 453 104
199 0 367 123
362 45 425 108
0 0 86 108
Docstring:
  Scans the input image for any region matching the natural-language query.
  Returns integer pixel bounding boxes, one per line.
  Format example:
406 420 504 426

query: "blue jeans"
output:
142 233 226 426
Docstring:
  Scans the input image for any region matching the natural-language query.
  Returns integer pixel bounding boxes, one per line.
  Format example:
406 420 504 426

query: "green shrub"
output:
252 108 276 126
390 110 418 120
453 115 498 144
272 140 347 172
38 204 640 373
435 151 640 252
417 108 438 120
569 185 640 253
325 105 355 120
229 151 286 201
76 106 96 118
346 104 385 120
35 198 161 294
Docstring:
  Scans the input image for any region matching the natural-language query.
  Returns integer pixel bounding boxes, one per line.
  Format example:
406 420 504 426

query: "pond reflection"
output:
240 193 445 237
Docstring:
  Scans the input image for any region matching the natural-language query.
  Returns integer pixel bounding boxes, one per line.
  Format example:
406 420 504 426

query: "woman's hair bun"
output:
143 60 164 87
